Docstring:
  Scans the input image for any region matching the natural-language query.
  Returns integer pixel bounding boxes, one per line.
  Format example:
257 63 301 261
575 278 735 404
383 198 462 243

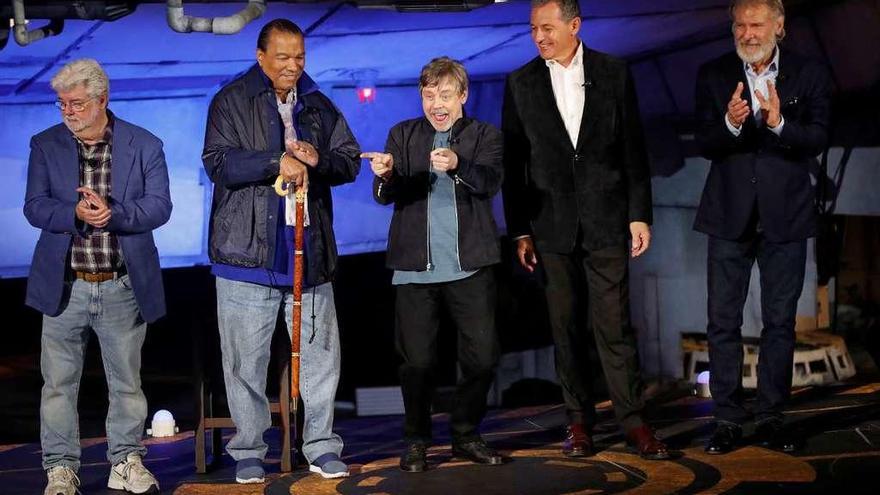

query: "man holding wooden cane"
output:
202 18 360 484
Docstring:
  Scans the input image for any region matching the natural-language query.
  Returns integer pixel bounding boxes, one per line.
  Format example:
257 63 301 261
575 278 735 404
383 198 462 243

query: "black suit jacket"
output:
694 49 832 242
502 47 653 254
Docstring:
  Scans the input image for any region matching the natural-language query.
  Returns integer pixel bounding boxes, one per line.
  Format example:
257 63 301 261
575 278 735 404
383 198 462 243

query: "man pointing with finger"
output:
366 56 505 473
695 0 832 455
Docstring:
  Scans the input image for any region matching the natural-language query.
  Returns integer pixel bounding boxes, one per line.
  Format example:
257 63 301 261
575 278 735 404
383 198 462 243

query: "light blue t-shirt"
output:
392 130 477 285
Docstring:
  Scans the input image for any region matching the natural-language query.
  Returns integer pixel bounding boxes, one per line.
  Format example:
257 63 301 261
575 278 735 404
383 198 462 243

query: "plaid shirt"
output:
70 114 122 273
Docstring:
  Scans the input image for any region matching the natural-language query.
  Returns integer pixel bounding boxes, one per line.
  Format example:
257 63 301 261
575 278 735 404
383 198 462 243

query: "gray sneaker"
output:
44 466 80 495
309 452 350 479
107 453 159 494
235 457 265 484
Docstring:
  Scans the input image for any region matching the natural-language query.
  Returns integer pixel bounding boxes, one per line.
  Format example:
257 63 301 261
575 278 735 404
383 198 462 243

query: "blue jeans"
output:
215 277 343 463
40 276 149 471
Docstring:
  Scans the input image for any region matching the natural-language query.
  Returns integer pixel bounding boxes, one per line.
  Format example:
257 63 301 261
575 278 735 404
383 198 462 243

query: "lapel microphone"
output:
582 79 594 88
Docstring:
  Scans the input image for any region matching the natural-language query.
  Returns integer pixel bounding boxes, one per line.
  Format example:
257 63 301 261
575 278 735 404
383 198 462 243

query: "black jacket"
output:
502 48 653 254
373 117 503 271
694 49 832 242
202 64 361 285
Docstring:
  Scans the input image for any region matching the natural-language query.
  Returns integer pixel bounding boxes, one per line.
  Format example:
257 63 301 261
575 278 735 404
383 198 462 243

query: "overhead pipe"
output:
354 0 496 12
166 0 267 35
11 0 65 47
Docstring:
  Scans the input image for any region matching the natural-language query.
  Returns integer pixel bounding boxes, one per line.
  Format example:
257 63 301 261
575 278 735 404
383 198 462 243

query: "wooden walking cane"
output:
273 175 305 470
290 186 305 415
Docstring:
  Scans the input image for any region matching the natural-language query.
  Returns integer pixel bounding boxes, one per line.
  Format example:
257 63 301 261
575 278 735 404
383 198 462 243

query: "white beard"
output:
63 117 88 134
63 106 100 135
736 40 777 66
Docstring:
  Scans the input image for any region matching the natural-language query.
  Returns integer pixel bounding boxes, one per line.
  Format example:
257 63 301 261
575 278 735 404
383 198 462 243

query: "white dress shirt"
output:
726 47 785 137
514 43 587 243
547 42 586 147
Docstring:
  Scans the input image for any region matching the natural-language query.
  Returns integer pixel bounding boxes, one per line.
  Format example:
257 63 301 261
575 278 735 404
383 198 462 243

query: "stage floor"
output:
2 381 879 494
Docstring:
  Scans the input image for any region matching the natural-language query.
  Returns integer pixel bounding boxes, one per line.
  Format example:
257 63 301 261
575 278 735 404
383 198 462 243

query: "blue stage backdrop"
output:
0 2 520 278
11 1 869 279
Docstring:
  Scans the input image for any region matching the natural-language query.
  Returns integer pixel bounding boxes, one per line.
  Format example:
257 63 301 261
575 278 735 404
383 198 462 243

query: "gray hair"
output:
50 59 109 98
531 0 581 22
730 0 786 40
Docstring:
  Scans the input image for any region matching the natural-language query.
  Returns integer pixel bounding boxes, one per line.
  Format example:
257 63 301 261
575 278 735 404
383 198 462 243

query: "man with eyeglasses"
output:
24 58 171 495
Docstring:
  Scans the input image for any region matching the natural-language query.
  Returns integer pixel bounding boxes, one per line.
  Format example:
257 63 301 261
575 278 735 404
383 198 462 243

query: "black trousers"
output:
707 233 807 425
542 242 645 431
395 268 500 444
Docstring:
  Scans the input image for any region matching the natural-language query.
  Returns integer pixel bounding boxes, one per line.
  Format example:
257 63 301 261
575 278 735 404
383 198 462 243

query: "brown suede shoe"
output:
562 424 593 457
625 424 671 460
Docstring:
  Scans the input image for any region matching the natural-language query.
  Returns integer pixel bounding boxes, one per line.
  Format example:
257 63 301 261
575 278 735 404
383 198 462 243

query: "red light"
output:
357 86 376 103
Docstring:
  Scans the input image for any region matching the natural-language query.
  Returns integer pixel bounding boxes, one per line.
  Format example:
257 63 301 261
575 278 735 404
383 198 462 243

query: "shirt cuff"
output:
768 115 785 136
725 114 742 137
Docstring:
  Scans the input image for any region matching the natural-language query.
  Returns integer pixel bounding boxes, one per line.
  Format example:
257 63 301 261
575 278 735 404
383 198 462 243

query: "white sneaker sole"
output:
309 464 350 479
235 476 265 484
107 478 159 493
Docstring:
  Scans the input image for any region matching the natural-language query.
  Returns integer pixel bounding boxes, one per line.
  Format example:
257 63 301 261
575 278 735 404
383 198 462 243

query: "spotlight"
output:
695 371 711 398
147 409 178 437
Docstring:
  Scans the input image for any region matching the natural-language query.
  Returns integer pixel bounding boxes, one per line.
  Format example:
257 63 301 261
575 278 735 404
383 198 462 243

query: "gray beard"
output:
63 119 87 134
736 40 776 66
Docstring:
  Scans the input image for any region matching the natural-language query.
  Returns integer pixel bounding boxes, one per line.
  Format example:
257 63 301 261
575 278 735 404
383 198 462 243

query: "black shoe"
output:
705 424 742 455
399 442 428 473
754 421 799 453
451 439 505 465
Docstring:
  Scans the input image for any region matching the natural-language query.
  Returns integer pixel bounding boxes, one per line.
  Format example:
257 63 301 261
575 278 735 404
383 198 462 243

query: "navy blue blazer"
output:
694 49 832 242
24 115 172 323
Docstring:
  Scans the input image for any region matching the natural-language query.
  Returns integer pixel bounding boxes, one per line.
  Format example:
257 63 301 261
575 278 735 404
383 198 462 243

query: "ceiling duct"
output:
0 1 138 21
353 0 496 12
166 0 267 34
10 0 65 47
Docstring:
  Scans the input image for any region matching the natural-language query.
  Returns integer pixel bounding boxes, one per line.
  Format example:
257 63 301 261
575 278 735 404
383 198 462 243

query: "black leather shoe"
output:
754 421 799 453
705 424 742 455
451 439 505 465
399 442 428 472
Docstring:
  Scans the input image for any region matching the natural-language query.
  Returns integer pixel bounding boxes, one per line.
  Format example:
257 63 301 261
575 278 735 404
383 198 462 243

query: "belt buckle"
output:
78 271 115 282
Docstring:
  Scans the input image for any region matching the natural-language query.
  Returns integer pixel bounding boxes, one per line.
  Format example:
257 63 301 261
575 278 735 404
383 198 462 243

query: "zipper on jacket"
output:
452 176 463 272
426 172 433 271
452 170 475 191
426 134 436 272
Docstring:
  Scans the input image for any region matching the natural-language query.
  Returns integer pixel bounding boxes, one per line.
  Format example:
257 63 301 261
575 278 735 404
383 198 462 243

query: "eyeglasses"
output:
55 97 95 112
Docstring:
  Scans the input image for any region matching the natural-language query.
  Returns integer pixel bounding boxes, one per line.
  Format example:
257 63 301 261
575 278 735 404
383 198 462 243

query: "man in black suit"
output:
695 0 832 454
502 0 668 460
